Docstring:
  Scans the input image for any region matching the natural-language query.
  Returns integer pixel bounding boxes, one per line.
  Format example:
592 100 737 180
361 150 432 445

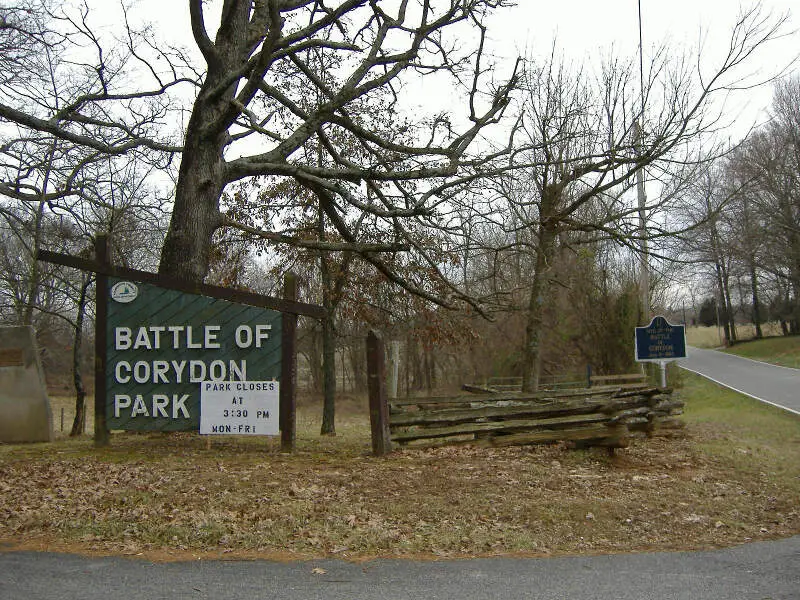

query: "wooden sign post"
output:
367 330 392 456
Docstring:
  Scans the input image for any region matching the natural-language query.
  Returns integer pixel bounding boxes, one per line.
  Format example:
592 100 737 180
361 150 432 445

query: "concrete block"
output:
0 326 53 442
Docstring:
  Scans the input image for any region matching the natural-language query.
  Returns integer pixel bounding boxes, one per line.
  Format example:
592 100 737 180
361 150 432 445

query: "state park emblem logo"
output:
110 281 138 304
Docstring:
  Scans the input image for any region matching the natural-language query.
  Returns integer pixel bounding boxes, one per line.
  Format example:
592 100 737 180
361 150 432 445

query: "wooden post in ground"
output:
367 330 392 456
93 234 110 447
387 340 400 399
280 272 297 453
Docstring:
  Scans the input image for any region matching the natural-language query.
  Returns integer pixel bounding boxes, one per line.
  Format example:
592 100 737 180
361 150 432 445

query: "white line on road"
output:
716 352 800 372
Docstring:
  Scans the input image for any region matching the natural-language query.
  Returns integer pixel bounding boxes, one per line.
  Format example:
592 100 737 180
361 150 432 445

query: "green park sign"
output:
106 277 282 432
37 236 325 448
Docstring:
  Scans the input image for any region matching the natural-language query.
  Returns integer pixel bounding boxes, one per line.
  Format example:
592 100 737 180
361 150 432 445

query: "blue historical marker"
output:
635 316 686 388
635 316 687 362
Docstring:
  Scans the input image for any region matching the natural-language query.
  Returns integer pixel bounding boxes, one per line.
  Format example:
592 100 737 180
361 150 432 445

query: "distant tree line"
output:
674 76 800 344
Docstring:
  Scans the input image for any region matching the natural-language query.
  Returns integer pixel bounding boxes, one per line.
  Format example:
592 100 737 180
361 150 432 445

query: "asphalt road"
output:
677 346 800 415
2 535 800 600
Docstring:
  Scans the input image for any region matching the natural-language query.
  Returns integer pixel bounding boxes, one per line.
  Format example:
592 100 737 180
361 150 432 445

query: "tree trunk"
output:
423 345 435 393
521 218 557 393
713 261 731 346
23 140 57 326
790 249 800 335
158 124 226 280
158 2 254 281
70 273 91 436
22 200 47 326
319 201 337 435
722 265 737 343
409 338 424 392
404 332 411 397
306 328 322 393
749 260 763 339
708 214 734 346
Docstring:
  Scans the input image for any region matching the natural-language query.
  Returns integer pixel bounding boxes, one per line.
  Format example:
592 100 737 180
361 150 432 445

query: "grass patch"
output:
685 323 784 349
724 335 800 369
682 373 800 467
1 382 799 561
686 326 725 348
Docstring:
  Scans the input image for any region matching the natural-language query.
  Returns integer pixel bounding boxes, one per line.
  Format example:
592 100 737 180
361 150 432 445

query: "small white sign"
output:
110 281 138 303
200 381 279 436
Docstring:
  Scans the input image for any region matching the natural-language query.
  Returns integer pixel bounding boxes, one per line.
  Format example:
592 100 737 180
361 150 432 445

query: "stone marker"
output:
0 326 53 442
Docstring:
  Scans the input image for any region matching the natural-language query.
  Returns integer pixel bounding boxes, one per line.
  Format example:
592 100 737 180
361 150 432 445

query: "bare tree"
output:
0 1 520 306
676 162 740 345
724 150 767 338
734 77 800 332
0 7 171 433
475 4 789 390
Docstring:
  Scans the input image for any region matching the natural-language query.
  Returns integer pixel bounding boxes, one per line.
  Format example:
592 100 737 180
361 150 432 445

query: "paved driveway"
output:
678 346 800 415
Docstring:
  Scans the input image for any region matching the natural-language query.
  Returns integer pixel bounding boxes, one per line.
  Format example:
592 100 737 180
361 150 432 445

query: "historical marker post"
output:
634 316 687 388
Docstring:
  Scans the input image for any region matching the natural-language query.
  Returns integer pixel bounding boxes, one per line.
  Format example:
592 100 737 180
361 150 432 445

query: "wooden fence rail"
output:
470 375 587 393
466 371 649 394
589 373 648 389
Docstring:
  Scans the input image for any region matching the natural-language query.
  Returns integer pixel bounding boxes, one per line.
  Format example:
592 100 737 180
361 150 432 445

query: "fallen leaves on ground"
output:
0 426 798 561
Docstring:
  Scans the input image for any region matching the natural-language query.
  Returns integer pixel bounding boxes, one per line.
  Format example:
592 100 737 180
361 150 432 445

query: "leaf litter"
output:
0 422 798 562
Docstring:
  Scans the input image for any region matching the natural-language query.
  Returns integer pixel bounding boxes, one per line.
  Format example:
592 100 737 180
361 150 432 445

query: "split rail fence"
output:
388 387 683 449
367 331 684 455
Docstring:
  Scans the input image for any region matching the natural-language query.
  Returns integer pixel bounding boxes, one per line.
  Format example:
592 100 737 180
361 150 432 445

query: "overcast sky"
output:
491 0 797 57
486 1 798 129
128 0 797 139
